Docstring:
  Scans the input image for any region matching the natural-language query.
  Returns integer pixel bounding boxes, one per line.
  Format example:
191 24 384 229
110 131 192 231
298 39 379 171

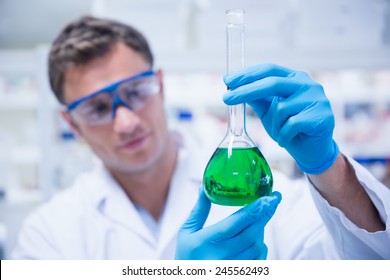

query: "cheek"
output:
78 125 113 152
150 103 168 131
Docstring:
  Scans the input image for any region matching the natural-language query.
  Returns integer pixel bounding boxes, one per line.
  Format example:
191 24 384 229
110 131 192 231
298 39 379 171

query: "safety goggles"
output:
66 70 160 126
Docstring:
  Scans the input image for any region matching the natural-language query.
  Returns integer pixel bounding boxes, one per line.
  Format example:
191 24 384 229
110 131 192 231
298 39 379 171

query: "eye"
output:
86 100 112 117
122 86 140 98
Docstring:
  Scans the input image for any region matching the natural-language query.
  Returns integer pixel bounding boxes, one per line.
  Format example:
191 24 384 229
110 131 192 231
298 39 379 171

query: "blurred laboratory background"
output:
1 0 390 259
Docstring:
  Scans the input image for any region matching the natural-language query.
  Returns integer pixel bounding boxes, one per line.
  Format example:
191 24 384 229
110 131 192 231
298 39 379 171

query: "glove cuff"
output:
298 140 340 175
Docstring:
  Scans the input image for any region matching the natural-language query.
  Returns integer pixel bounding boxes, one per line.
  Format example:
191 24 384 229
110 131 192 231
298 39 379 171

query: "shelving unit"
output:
0 50 41 202
0 48 68 202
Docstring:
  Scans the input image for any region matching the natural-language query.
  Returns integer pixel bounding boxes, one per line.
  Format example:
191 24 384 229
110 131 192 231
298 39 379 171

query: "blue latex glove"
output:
224 63 339 174
175 188 282 260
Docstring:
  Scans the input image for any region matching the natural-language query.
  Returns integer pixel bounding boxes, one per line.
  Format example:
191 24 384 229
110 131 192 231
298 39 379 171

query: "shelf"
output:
10 146 40 165
157 49 390 72
5 188 43 203
0 94 38 110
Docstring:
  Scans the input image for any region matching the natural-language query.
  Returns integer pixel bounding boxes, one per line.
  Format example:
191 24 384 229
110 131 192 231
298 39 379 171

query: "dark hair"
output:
48 16 154 104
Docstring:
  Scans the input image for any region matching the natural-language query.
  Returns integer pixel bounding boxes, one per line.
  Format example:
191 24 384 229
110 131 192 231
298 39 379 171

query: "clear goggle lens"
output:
70 75 160 125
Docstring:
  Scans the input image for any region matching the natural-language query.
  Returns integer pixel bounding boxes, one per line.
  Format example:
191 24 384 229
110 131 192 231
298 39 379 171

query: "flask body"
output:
203 145 273 206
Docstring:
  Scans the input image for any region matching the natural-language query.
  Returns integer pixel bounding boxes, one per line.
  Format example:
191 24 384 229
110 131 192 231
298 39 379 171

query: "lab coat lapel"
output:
156 145 202 255
95 167 156 246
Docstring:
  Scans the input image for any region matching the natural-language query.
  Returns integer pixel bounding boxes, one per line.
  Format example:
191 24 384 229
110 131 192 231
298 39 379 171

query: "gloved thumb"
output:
180 186 211 233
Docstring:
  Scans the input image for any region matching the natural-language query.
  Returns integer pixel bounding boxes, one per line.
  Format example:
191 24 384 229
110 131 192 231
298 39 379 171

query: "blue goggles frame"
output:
66 70 156 118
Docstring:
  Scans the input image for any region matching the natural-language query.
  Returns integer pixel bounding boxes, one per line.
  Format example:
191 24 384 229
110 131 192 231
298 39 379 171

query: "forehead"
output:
63 43 151 104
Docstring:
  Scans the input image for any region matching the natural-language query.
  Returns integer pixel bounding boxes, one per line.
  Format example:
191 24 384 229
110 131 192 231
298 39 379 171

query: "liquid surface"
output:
203 147 273 206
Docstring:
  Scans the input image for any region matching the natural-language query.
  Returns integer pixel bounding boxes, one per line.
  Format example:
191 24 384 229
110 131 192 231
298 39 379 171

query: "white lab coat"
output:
12 132 390 260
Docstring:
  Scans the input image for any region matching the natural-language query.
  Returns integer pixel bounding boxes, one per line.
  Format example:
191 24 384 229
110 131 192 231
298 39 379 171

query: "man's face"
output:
62 43 169 174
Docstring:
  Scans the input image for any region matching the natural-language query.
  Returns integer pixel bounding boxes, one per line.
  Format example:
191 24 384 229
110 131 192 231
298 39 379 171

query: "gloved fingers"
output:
232 239 265 260
247 97 274 121
215 191 281 255
254 243 268 260
180 186 211 234
277 104 334 148
270 191 282 203
224 63 294 89
225 220 265 257
249 85 322 139
206 221 264 259
223 76 304 106
206 192 281 240
266 89 316 141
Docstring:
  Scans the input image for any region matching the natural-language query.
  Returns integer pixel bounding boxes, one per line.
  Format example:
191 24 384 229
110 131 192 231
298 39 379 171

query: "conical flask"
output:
203 9 273 206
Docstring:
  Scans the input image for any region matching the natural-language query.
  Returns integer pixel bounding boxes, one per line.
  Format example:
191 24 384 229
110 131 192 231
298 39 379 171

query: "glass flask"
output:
203 9 273 206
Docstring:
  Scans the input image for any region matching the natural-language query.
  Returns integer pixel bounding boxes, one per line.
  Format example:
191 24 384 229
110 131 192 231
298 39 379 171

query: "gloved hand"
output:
175 188 282 260
223 63 339 174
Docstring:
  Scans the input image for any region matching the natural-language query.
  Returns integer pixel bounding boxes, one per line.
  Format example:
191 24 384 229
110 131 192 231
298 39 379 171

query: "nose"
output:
113 105 141 134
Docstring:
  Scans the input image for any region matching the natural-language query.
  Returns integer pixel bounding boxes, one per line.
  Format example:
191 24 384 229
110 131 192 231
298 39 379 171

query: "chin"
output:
111 153 161 174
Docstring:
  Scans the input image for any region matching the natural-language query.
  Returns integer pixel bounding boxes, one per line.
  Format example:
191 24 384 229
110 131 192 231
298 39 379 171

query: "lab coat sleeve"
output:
309 157 390 259
11 209 62 259
11 181 90 260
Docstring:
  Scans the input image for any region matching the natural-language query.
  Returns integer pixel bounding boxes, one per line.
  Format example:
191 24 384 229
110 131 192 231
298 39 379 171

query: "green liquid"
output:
203 147 273 206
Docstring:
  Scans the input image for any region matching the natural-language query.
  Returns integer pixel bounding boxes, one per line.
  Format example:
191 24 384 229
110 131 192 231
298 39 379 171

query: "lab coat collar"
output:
86 163 157 246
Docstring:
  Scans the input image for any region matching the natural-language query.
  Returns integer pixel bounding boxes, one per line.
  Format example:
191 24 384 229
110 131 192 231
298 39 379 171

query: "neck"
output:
109 132 178 221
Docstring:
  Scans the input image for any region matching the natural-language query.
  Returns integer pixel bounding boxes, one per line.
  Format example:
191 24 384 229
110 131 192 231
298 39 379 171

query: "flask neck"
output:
226 9 246 138
228 103 246 136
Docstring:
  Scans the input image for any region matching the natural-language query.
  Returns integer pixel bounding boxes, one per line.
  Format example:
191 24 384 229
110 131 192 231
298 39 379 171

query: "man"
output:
13 16 389 259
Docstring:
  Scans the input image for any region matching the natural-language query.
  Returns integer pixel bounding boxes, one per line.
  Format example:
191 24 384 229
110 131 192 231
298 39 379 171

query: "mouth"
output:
117 133 150 152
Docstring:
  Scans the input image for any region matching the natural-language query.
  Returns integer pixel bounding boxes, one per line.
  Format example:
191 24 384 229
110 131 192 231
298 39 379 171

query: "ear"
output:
60 110 82 139
156 68 164 99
